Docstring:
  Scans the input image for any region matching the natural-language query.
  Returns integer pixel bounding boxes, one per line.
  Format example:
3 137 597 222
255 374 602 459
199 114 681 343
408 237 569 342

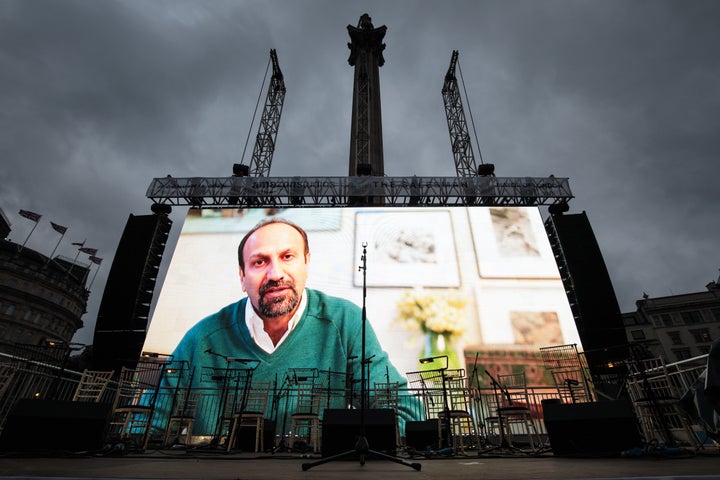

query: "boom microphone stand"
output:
302 243 421 471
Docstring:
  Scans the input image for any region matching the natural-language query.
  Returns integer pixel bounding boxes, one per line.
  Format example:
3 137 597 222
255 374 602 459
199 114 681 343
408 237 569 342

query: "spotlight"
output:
548 202 570 215
233 163 250 176
151 203 172 215
477 163 495 176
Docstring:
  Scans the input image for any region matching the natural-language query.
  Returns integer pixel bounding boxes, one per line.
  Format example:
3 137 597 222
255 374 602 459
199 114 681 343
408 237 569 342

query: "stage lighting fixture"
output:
548 202 570 215
233 163 250 176
151 203 172 215
477 163 495 176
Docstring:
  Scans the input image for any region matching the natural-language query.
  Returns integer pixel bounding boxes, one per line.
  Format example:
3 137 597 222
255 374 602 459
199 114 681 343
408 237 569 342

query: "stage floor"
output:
0 449 719 480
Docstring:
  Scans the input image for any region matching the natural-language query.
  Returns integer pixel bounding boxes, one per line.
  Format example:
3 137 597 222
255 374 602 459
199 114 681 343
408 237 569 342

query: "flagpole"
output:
67 249 81 274
48 231 66 262
89 263 102 290
18 221 39 253
67 239 86 274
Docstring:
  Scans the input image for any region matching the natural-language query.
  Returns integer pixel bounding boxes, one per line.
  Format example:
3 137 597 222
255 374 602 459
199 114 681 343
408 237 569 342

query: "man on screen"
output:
159 217 419 442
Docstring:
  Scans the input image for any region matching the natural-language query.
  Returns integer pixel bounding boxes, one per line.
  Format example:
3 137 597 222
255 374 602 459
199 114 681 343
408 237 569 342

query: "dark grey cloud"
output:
1 0 718 344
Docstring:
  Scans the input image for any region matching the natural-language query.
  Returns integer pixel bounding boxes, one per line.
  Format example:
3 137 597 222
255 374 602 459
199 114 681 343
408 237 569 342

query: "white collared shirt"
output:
244 289 307 353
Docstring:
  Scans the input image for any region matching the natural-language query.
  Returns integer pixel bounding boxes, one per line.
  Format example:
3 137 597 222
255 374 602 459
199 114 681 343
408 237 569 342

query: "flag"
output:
19 209 41 222
50 222 67 235
72 240 86 247
79 247 98 255
89 256 103 265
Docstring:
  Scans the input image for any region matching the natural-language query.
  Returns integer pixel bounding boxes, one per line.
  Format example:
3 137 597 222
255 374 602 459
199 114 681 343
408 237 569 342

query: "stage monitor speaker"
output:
542 400 642 457
0 399 112 452
405 419 440 451
320 409 396 457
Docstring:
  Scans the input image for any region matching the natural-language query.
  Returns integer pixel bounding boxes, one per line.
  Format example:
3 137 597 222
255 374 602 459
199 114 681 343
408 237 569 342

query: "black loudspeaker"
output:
405 420 440 451
320 409 396 457
542 400 642 457
231 420 276 452
0 399 112 452
93 213 171 371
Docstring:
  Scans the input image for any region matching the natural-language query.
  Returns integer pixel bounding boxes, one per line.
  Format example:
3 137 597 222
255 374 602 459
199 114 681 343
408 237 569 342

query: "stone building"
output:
0 210 88 356
623 275 720 364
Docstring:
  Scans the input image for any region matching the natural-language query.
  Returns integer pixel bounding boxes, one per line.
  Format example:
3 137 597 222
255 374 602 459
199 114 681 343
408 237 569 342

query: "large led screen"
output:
144 206 581 386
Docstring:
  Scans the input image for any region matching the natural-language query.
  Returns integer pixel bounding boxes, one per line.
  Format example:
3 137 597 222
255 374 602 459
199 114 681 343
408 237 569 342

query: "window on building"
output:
659 314 674 327
672 348 692 361
711 308 720 322
667 331 682 345
24 309 32 321
680 310 704 325
631 330 646 340
5 305 14 316
689 328 712 344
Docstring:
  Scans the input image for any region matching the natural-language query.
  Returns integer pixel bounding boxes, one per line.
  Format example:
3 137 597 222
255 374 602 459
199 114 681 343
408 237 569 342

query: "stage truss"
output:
146 175 573 208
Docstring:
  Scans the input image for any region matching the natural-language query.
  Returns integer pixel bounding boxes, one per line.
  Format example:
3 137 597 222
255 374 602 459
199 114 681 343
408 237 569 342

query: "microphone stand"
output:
346 355 358 409
302 243 421 471
270 372 298 454
468 352 489 448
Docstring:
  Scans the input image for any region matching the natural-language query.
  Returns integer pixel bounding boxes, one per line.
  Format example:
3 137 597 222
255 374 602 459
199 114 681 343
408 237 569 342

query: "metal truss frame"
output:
146 175 573 208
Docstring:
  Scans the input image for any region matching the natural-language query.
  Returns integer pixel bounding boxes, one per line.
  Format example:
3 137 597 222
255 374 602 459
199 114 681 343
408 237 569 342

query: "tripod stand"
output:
302 243 421 471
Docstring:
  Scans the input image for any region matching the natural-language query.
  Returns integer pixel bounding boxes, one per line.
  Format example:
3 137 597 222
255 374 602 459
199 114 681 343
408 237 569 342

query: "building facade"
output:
623 276 720 364
0 213 88 355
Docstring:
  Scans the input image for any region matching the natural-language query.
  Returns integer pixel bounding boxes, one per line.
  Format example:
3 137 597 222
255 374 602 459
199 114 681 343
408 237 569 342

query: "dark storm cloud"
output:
1 0 718 344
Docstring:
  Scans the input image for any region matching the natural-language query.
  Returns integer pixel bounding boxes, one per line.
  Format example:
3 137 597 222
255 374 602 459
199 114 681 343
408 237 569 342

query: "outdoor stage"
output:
0 449 719 480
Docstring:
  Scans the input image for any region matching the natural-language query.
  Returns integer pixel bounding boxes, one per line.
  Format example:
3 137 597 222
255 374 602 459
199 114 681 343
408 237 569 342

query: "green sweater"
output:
159 289 420 436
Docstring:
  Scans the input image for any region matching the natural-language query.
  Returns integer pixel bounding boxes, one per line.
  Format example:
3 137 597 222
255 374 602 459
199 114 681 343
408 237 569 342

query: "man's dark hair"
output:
238 217 310 271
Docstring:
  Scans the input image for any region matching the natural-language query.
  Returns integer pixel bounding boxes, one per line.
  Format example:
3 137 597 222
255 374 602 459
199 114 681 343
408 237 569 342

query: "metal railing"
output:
0 351 712 451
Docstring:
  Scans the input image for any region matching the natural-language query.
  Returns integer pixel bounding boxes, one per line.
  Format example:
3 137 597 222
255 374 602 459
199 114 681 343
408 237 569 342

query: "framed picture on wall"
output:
353 209 461 287
472 279 580 347
468 206 560 278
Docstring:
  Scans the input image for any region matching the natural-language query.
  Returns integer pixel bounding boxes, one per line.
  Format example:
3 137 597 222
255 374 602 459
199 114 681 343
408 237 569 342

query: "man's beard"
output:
257 280 299 318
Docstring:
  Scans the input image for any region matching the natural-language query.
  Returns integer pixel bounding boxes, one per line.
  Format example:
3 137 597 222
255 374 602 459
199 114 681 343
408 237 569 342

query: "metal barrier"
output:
0 351 711 450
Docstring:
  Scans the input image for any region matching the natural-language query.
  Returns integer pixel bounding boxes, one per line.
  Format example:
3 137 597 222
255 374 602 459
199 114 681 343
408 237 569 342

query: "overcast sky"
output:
2 0 718 345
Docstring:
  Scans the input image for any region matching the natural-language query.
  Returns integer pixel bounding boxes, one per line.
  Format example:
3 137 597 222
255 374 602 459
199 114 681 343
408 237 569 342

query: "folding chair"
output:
227 381 272 452
163 389 201 447
551 369 593 404
110 362 168 449
72 370 115 402
288 368 322 452
493 371 542 451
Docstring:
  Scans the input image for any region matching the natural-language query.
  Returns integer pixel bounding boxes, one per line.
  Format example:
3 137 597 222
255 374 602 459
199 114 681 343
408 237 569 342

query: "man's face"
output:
239 223 310 321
